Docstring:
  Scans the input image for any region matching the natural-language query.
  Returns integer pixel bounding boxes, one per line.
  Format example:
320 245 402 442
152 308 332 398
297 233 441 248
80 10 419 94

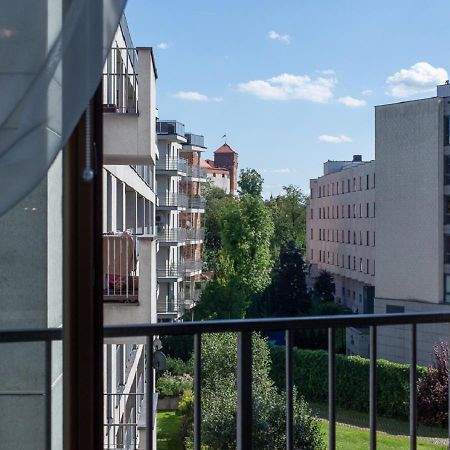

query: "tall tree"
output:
238 168 264 197
269 241 310 316
313 270 335 303
267 185 308 254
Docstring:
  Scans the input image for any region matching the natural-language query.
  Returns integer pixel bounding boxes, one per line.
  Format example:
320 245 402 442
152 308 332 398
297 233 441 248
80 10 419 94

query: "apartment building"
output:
307 156 376 355
374 84 450 364
307 84 450 364
202 143 239 194
102 16 158 449
156 121 207 321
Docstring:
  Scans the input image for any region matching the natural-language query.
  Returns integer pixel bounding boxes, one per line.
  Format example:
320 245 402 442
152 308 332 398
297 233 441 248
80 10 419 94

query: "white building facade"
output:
102 16 158 449
307 156 376 356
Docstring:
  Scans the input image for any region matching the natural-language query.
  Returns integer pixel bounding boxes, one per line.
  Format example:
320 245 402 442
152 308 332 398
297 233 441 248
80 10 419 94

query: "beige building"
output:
307 155 376 356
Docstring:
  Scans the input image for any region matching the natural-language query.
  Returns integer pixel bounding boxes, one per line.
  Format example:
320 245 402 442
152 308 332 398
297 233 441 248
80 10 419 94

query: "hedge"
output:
270 346 427 420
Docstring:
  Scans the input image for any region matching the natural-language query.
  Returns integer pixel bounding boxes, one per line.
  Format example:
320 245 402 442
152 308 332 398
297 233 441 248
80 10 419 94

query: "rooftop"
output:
214 143 237 155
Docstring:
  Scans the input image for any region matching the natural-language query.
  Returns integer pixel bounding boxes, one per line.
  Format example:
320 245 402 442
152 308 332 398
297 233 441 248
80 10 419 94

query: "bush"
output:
417 341 449 426
160 335 193 361
179 333 325 450
165 356 193 376
270 346 427 420
156 373 193 398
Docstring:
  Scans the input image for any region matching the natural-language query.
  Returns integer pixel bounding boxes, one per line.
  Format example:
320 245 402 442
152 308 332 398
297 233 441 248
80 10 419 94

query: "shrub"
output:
165 356 193 376
179 333 325 450
160 335 193 361
417 341 449 426
156 373 193 398
270 345 427 420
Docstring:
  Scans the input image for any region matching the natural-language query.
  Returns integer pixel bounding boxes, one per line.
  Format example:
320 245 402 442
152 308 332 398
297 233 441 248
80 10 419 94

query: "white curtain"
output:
0 0 127 216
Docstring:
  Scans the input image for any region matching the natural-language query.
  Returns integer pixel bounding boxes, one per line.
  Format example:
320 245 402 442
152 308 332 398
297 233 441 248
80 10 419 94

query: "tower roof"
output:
214 143 238 155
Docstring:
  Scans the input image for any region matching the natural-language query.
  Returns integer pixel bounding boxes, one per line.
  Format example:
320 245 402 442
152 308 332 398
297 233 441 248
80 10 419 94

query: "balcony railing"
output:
157 293 182 315
186 165 208 179
131 165 153 190
9 311 450 450
104 391 144 450
156 157 188 174
185 228 205 242
103 233 138 303
183 259 203 275
103 47 139 114
157 193 188 208
156 120 185 137
156 265 183 279
185 133 205 148
187 196 206 210
156 227 187 243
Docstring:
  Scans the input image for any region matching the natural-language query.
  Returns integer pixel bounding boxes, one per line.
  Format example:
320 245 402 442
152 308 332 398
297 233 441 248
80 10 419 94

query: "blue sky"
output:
126 0 450 197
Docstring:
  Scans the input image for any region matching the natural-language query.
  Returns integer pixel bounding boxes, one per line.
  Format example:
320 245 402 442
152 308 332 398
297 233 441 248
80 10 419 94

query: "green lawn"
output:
318 421 446 449
157 411 183 450
157 409 447 450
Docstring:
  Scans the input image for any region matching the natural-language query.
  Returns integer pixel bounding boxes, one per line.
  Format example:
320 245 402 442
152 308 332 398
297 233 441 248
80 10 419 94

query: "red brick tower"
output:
214 143 238 194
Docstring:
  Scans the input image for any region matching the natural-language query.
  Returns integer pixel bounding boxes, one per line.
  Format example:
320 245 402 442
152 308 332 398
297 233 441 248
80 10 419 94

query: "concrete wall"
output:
375 98 443 304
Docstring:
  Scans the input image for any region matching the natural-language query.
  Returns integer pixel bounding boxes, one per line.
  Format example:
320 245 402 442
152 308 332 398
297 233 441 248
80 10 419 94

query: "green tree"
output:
269 241 310 316
179 333 325 449
238 168 264 197
313 270 335 302
267 185 308 254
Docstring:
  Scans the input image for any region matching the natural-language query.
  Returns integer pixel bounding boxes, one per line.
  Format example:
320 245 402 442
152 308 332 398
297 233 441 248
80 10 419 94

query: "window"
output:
445 275 450 303
327 229 329 241
310 228 313 240
319 186 321 197
327 251 330 264
366 230 369 246
359 258 363 272
353 204 356 218
342 180 345 193
445 116 450 146
342 205 344 218
337 207 339 219
319 208 322 219
332 229 334 241
347 230 350 243
337 182 339 194
348 205 350 217
373 202 376 217
353 177 356 191
348 179 350 192
445 196 450 224
319 250 322 262
311 249 314 261
373 173 376 189
342 230 344 242
348 255 351 269
359 176 362 190
310 208 313 219
366 202 369 218
353 231 356 244
366 174 369 190
366 258 370 274
327 206 329 218
359 231 362 245
373 231 376 246
353 256 356 270
332 183 334 195
359 203 362 218
327 184 330 196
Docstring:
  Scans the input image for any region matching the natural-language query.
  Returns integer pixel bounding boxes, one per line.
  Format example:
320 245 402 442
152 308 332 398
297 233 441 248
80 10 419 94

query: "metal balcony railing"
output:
185 133 205 147
187 196 206 210
157 193 188 208
185 228 205 242
7 311 450 450
156 227 187 243
156 157 188 174
104 391 144 450
183 259 203 275
156 120 185 137
103 233 138 303
157 293 183 315
103 47 139 114
131 165 153 190
186 165 208 179
156 265 183 279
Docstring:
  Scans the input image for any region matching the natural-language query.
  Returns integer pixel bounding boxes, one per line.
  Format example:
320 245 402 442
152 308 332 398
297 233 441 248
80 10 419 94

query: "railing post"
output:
328 328 336 450
237 331 252 450
285 329 293 450
146 336 154 450
370 326 377 450
45 340 52 450
410 323 417 450
194 334 202 450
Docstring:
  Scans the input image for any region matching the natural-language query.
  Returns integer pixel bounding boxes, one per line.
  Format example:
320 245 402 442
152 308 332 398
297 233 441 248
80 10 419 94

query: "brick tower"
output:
214 143 238 194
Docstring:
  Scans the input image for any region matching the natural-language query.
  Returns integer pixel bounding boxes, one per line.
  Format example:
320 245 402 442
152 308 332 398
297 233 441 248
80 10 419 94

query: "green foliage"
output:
179 333 325 449
238 168 264 197
156 373 193 398
313 270 336 302
266 185 308 253
270 346 427 420
269 240 310 316
160 335 193 362
165 356 193 376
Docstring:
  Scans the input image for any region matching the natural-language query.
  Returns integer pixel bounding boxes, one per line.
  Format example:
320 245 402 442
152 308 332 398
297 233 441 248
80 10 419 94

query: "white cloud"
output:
157 42 169 49
238 73 336 103
174 91 223 102
337 96 367 108
268 30 290 44
386 62 448 98
362 89 373 96
318 134 352 144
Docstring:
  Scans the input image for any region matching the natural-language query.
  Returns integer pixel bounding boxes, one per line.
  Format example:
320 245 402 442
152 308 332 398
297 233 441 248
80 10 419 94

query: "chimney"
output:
352 155 362 162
